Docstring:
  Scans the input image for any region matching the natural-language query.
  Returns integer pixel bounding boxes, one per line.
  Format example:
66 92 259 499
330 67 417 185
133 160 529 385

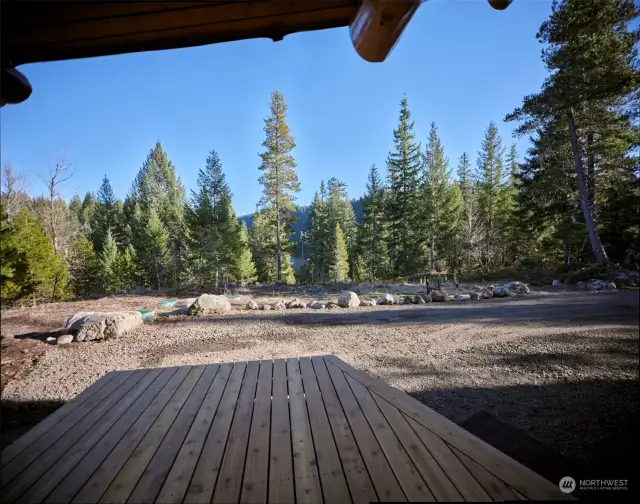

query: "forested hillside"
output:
1 0 637 304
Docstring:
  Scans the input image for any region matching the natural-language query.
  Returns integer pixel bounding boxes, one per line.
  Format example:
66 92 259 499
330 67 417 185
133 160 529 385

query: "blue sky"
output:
0 0 552 216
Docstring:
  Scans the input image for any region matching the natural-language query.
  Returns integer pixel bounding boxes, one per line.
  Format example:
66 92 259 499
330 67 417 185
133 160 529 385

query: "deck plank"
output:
311 356 377 504
404 414 492 502
155 363 233 504
1 369 135 485
325 358 405 502
43 367 180 503
70 367 191 504
0 356 573 503
183 361 247 504
99 365 206 503
1 371 118 467
12 368 164 504
268 358 295 503
450 445 521 501
240 360 273 504
299 357 352 504
287 358 323 504
345 374 433 502
325 355 574 501
370 391 463 502
1 369 149 503
127 364 220 503
211 360 260 503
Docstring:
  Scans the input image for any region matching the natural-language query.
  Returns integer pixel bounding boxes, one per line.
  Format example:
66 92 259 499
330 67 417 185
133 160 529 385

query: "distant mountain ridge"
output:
238 198 364 258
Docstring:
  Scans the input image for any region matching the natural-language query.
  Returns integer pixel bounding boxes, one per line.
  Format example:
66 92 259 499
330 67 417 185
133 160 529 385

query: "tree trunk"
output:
275 214 282 282
567 109 608 265
429 235 435 271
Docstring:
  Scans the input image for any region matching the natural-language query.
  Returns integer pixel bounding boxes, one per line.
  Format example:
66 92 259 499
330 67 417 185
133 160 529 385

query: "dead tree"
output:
45 154 75 255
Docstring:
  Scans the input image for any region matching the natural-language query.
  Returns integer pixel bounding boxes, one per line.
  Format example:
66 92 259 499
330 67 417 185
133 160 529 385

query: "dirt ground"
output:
1 288 638 487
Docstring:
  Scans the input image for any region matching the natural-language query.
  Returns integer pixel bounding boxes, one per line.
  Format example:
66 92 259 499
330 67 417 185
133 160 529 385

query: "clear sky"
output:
0 0 552 216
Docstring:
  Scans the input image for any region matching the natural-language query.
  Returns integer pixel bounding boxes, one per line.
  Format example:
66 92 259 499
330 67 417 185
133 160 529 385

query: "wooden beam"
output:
349 0 422 63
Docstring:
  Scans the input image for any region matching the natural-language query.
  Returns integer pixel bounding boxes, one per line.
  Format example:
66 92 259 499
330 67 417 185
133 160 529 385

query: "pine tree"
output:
99 228 120 292
457 153 472 201
257 90 301 281
141 206 170 289
328 223 349 282
475 121 508 271
234 221 257 284
422 122 460 273
307 182 330 281
131 141 186 285
68 234 100 297
1 208 69 302
358 164 389 281
114 244 138 291
506 0 639 264
94 175 117 252
386 96 423 277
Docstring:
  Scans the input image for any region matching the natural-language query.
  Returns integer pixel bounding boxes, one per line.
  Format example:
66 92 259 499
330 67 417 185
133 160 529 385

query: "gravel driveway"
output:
2 290 638 476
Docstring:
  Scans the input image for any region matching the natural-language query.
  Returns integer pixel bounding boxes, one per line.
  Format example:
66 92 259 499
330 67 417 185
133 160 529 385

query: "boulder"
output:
503 281 531 295
56 334 74 345
260 304 272 311
417 293 432 303
430 290 446 302
470 291 481 301
414 295 426 304
377 293 397 305
360 299 377 307
272 300 287 310
286 298 307 309
337 291 360 308
403 296 415 305
310 301 326 309
246 300 259 310
187 294 232 315
64 311 144 342
490 286 509 298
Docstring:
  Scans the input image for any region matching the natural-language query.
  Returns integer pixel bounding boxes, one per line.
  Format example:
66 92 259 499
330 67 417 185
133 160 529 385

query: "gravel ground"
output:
1 290 638 473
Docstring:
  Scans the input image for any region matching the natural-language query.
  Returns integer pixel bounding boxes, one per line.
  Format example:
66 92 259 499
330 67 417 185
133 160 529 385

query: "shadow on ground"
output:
0 399 66 450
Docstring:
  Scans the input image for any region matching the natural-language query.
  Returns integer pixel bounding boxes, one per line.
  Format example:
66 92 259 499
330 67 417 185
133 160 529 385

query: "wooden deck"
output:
1 355 574 503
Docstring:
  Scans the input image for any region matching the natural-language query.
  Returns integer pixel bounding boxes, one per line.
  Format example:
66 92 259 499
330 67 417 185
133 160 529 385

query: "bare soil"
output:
1 289 638 485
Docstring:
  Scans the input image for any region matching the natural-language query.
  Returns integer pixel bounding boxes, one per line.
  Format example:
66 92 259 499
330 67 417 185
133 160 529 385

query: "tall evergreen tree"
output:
306 186 330 281
386 96 423 276
358 164 389 281
328 223 349 282
234 221 258 284
475 121 509 270
94 175 118 252
506 0 639 264
422 122 460 272
257 90 301 281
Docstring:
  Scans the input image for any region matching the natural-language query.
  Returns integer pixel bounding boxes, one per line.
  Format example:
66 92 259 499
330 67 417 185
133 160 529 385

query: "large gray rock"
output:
286 298 307 309
490 286 510 298
503 281 531 295
187 294 232 315
377 293 398 305
430 290 446 302
64 311 144 342
56 334 74 345
272 300 287 310
337 291 360 308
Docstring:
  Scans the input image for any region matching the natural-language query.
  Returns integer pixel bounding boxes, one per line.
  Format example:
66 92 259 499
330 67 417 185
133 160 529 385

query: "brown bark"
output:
566 109 608 265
